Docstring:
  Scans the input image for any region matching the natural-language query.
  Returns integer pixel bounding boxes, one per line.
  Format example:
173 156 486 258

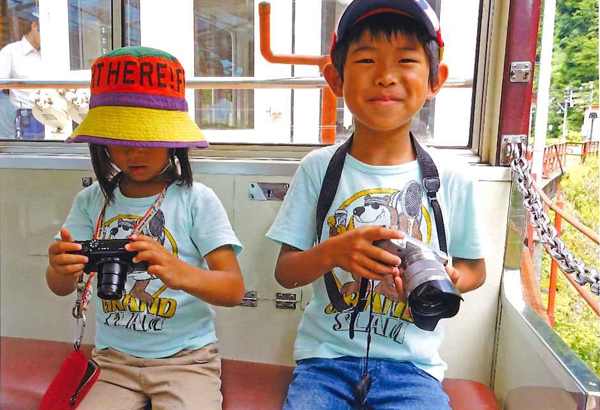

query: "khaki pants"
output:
78 343 222 410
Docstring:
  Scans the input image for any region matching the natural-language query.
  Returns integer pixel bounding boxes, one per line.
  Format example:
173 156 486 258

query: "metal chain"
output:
508 141 600 296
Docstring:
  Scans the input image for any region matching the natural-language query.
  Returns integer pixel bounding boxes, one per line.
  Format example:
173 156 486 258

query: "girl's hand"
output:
47 227 88 279
126 234 187 290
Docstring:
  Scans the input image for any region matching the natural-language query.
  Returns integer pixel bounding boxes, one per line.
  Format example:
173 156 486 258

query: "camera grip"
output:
373 239 400 254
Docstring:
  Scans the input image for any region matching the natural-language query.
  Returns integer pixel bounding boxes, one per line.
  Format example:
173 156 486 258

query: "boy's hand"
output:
126 234 187 291
329 226 404 281
392 262 461 303
446 265 460 285
47 227 88 279
391 269 408 303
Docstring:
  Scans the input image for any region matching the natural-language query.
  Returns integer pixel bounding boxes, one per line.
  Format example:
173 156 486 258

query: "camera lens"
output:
411 286 444 315
408 280 462 331
97 260 128 300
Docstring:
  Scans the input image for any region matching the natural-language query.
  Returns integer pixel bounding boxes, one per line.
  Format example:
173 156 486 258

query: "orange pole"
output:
321 88 337 144
532 182 599 244
559 267 600 316
258 2 329 69
521 249 552 325
542 146 550 178
547 185 562 328
258 1 337 144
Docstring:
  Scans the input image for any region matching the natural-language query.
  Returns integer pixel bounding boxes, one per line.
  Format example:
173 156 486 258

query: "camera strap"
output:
411 136 447 254
93 184 168 240
316 133 447 330
72 184 169 346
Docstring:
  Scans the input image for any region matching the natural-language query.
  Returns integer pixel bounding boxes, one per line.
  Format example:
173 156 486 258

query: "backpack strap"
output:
315 133 447 338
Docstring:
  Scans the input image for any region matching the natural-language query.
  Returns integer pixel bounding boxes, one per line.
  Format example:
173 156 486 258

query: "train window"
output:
68 0 141 70
0 0 481 150
123 0 141 47
0 1 41 139
68 0 112 70
193 0 255 133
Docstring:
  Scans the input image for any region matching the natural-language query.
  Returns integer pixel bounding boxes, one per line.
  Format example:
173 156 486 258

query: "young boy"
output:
266 1 487 409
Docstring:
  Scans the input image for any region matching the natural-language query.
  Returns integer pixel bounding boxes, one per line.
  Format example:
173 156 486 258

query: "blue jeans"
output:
283 356 451 410
16 109 45 140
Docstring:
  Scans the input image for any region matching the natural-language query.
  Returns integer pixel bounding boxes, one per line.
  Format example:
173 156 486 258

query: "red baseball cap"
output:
330 0 444 60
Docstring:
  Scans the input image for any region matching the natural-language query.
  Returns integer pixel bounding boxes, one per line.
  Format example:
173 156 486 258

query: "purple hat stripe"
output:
90 92 188 112
67 135 209 148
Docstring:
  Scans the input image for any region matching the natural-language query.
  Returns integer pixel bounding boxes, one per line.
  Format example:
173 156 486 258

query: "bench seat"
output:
1 337 500 410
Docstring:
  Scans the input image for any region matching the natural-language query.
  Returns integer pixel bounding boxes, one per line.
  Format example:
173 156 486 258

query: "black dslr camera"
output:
69 239 147 300
374 236 462 331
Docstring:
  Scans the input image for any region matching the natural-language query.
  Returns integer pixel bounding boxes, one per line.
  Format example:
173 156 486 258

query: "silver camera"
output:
374 236 462 331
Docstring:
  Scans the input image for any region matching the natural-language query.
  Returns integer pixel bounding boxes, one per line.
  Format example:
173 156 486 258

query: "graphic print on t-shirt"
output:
98 210 180 332
324 182 432 344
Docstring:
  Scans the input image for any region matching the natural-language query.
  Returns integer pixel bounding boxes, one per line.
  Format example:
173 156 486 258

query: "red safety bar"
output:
529 142 599 179
542 143 567 178
582 141 599 163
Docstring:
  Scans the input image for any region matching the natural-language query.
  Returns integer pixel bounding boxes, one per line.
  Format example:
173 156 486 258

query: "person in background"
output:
0 7 45 139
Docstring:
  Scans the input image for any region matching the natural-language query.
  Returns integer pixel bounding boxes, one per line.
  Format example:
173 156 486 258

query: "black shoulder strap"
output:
316 136 353 243
317 136 354 314
411 135 448 254
315 133 448 329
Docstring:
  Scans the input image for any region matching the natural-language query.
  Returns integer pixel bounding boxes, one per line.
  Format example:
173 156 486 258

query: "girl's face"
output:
107 145 170 185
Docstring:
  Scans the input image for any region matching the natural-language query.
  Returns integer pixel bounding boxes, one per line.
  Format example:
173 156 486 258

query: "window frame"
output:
0 0 496 162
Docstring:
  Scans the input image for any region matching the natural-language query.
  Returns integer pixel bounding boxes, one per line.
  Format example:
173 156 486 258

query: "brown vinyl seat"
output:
0 337 500 410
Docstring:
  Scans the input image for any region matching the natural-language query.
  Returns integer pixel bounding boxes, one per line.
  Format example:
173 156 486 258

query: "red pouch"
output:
37 348 100 410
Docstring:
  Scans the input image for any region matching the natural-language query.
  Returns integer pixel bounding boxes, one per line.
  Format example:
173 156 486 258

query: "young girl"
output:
46 46 245 410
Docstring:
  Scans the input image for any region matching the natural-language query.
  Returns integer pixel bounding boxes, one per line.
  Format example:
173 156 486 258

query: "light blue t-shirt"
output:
267 144 486 381
60 181 242 358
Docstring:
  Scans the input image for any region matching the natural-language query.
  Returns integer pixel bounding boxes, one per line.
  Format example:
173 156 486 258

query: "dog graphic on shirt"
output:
327 185 427 302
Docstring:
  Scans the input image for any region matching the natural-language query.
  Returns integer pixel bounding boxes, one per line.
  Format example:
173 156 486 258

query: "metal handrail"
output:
0 77 474 90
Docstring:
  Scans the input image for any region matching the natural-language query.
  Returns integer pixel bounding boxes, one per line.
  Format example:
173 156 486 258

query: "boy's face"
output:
326 31 446 136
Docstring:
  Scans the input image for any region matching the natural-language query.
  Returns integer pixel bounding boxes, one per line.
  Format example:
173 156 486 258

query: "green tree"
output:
553 0 599 88
532 0 598 141
548 0 599 137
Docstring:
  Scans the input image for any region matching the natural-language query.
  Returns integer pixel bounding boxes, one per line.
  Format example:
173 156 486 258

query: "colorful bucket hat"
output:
330 0 444 60
67 46 208 148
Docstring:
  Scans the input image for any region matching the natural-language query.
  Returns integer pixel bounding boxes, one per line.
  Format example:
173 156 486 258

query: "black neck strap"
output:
316 133 448 328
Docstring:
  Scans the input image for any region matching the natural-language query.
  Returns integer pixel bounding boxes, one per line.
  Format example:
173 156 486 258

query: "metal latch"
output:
276 293 297 309
240 291 258 307
82 177 93 187
509 62 532 83
249 182 289 201
500 135 527 166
